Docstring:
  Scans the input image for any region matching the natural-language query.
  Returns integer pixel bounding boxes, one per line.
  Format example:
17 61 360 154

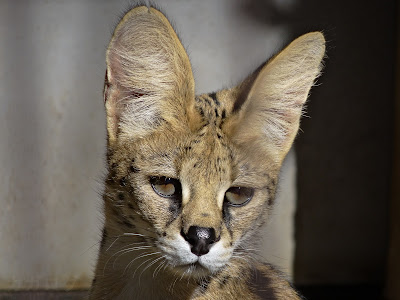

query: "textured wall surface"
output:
0 0 296 289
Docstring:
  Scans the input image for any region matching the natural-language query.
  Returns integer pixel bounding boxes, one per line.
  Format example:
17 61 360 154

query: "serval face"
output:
96 3 324 290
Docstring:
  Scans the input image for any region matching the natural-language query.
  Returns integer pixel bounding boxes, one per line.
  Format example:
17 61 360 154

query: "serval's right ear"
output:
104 6 198 145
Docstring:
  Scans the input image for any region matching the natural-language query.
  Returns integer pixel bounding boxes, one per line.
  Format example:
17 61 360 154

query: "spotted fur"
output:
89 4 325 300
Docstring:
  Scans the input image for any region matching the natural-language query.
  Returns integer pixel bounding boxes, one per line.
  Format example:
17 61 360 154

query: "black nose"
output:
181 226 217 256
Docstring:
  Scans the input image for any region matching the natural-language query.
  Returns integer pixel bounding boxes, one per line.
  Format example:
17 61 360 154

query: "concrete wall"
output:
0 0 296 289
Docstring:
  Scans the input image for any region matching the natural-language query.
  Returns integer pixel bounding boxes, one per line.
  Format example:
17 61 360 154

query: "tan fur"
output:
90 5 325 300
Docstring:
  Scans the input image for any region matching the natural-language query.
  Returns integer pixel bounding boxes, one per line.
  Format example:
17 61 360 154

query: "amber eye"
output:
224 187 254 207
150 176 182 198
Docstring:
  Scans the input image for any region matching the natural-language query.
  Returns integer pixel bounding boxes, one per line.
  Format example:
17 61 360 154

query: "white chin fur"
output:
198 241 231 273
159 234 231 273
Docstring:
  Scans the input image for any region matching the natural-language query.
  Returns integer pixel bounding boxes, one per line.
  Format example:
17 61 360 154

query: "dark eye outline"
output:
224 186 254 207
150 176 182 199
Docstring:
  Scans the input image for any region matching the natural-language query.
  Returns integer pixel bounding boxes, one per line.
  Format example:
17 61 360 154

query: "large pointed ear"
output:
104 6 198 144
223 32 325 165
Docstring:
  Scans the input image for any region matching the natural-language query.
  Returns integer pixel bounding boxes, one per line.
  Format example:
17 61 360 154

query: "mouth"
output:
158 235 229 277
190 261 205 269
171 261 211 278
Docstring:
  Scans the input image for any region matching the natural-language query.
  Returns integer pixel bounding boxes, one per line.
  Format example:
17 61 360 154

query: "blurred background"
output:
0 0 397 299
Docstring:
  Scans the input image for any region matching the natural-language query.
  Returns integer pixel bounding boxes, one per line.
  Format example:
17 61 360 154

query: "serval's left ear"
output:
223 32 325 165
104 6 198 145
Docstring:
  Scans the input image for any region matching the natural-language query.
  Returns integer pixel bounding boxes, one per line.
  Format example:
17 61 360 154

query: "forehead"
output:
185 94 234 160
181 126 233 174
130 94 234 174
127 107 232 168
123 92 269 184
194 93 227 127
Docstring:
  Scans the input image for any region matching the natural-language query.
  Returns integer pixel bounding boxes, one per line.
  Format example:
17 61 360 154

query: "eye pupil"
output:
225 186 254 207
159 183 175 195
150 176 181 198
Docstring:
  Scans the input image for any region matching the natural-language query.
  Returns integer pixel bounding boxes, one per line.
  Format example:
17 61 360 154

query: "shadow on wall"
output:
233 0 395 293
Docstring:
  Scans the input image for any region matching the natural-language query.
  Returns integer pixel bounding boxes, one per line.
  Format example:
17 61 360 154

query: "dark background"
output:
239 0 397 299
241 0 397 299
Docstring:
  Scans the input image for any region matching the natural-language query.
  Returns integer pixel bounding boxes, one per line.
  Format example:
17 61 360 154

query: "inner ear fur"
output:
223 32 326 164
104 6 198 144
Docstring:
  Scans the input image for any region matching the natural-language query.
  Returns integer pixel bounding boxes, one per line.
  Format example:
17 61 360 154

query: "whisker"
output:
80 239 102 256
80 233 128 257
106 236 120 252
139 255 164 281
231 254 252 266
153 258 166 278
179 266 189 282
123 232 148 237
103 245 153 274
169 269 180 293
113 246 154 270
112 245 153 260
126 251 160 275
122 224 160 237
132 252 161 279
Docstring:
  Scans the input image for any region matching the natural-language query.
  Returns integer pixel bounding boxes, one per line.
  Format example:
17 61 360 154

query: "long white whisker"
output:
153 258 166 278
112 246 154 269
169 269 180 293
125 251 160 275
139 256 164 281
132 252 161 279
106 236 120 252
112 245 152 260
179 266 189 282
103 245 152 274
123 232 147 237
